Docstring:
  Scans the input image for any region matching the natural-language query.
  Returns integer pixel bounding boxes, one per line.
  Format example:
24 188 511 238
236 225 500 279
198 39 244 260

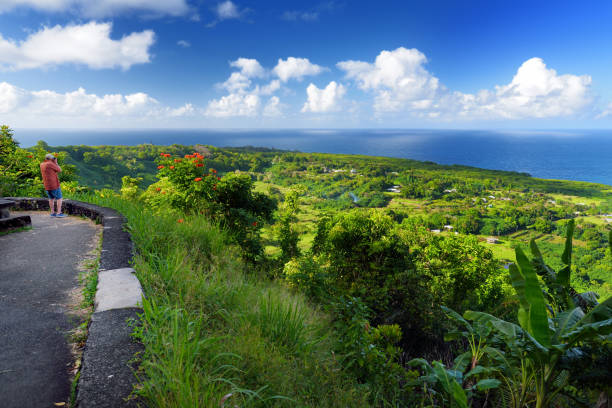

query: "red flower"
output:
196 163 204 167
213 185 217 190
252 221 257 227
155 187 161 192
27 155 33 158
157 165 164 169
162 191 167 194
177 219 184 223
194 177 202 182
174 159 181 162
164 154 171 157
160 153 165 157
170 166 175 169
212 169 217 173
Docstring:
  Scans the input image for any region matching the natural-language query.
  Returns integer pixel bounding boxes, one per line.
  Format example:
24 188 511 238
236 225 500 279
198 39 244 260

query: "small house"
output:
486 237 499 244
443 225 453 231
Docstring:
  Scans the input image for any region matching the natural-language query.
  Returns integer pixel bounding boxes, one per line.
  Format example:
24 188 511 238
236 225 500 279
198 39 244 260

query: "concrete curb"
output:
6 197 144 407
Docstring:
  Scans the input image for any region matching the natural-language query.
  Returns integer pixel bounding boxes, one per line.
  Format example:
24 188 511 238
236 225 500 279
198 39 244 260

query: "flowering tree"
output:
143 151 276 260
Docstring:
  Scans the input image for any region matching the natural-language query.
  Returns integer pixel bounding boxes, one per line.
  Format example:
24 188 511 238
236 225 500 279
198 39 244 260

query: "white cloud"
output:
263 96 283 117
0 81 202 126
177 40 190 48
338 47 442 113
216 1 240 19
597 102 612 119
0 22 154 70
206 58 287 117
0 0 190 17
28 88 159 116
0 81 26 113
273 57 325 82
338 48 593 120
301 81 346 113
221 72 251 92
168 103 195 117
230 57 265 78
258 79 281 95
483 57 592 119
205 93 260 117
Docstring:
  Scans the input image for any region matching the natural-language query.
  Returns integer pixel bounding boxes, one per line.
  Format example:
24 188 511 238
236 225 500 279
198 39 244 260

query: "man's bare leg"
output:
56 198 63 214
48 199 55 215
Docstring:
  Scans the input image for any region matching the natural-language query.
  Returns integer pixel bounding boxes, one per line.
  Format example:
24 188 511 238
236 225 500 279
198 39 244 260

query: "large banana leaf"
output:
512 247 551 347
530 238 557 283
561 318 612 345
557 219 574 287
432 361 468 408
553 307 584 342
465 310 548 355
578 296 612 325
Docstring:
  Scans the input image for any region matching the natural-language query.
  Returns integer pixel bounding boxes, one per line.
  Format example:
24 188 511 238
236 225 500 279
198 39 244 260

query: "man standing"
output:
40 153 66 218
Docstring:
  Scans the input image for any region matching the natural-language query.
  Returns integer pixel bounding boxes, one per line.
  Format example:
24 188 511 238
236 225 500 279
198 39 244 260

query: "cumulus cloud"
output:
0 22 155 70
0 0 190 17
230 57 265 78
0 81 198 126
338 47 593 120
205 93 260 117
482 57 592 119
302 81 346 113
263 96 283 117
0 81 26 113
273 57 325 82
168 103 195 117
215 0 241 19
206 57 292 118
338 47 442 113
258 79 281 95
177 40 190 48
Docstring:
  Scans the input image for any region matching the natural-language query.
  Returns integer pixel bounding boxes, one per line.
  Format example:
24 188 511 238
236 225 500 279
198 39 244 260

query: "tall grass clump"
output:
71 193 367 407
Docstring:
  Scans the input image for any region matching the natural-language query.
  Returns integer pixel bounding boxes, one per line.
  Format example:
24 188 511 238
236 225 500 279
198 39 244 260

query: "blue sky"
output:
0 0 611 129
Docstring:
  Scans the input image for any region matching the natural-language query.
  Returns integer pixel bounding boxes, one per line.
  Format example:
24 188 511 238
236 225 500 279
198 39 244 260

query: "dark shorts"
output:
46 188 62 199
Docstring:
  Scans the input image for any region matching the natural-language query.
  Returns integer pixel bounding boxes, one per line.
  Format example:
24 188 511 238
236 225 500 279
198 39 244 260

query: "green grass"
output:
71 193 368 407
548 193 603 206
0 226 32 236
577 215 611 226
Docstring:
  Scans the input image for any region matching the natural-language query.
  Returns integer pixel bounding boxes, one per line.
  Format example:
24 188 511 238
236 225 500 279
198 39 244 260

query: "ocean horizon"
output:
13 128 612 187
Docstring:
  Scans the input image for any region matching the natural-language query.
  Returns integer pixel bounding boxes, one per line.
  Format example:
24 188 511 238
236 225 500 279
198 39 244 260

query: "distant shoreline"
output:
15 128 612 186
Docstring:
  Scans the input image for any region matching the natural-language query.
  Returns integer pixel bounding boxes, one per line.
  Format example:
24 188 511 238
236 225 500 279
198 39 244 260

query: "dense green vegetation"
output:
2 128 611 407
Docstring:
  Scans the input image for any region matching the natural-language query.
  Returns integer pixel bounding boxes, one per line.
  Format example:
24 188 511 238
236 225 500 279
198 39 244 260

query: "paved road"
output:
0 212 99 408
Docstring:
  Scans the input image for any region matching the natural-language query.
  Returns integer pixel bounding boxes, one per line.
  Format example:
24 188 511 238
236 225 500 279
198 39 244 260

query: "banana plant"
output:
436 221 612 408
407 306 502 407
468 223 612 408
407 357 501 408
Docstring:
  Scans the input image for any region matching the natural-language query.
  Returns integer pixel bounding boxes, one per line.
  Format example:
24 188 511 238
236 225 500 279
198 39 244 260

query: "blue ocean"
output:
14 128 612 186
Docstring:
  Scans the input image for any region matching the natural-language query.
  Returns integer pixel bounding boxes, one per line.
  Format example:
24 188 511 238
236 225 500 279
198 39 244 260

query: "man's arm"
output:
53 158 62 173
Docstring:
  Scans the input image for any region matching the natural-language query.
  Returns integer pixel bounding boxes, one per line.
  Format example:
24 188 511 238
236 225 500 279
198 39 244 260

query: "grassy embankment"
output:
71 192 368 407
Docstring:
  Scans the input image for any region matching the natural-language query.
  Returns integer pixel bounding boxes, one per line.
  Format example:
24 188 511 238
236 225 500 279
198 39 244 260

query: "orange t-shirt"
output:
40 161 61 190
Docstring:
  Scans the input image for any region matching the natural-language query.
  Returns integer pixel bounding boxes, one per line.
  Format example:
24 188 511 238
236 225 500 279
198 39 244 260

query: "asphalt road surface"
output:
0 212 98 407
